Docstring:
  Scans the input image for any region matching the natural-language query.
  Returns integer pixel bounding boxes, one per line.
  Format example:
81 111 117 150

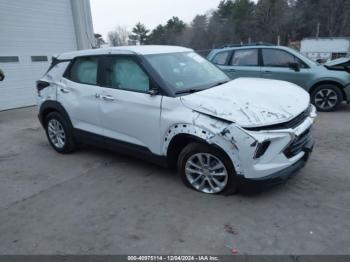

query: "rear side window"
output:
212 51 230 65
262 49 306 68
230 49 258 66
103 56 150 93
67 57 98 85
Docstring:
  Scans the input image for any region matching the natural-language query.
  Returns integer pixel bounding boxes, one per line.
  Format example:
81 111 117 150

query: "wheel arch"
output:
39 100 73 128
164 125 236 172
309 80 346 100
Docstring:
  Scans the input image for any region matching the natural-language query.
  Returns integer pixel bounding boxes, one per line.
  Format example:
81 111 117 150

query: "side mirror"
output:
289 62 300 72
149 88 159 96
0 70 4 81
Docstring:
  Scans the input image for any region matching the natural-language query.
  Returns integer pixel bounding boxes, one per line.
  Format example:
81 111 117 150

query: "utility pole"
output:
316 22 320 38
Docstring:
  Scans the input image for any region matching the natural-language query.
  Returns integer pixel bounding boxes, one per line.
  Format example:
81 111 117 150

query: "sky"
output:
90 0 224 39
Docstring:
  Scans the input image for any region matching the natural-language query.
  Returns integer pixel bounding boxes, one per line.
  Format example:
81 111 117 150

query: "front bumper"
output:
244 138 314 186
217 105 317 181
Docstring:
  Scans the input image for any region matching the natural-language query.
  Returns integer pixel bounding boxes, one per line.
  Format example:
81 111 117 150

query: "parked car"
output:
37 46 316 195
208 45 350 112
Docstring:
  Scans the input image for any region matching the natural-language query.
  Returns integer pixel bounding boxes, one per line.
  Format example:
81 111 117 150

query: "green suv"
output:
208 45 350 111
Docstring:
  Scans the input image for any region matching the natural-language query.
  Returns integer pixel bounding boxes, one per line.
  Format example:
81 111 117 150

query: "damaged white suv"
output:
37 46 316 194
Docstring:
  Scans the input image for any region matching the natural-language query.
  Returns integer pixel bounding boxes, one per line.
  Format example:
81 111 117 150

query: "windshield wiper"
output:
175 89 202 95
209 80 230 88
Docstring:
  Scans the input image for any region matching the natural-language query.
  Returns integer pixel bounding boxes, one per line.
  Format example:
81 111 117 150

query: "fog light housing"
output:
254 141 271 159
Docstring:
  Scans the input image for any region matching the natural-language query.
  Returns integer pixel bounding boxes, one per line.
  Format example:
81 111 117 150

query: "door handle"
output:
263 71 272 76
60 87 70 93
226 69 236 72
102 94 115 101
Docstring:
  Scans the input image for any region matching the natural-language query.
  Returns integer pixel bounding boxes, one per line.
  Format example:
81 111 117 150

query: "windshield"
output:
287 48 319 66
145 52 230 94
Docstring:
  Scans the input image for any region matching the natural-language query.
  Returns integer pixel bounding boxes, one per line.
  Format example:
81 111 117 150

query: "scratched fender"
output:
162 113 257 175
163 104 316 179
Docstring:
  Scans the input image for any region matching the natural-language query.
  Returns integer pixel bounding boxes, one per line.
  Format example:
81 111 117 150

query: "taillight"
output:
36 80 50 92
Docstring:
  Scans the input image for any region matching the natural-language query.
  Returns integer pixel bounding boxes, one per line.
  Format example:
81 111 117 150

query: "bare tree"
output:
108 26 129 46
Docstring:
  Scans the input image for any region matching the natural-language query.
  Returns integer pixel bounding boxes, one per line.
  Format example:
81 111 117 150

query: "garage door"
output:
0 0 78 111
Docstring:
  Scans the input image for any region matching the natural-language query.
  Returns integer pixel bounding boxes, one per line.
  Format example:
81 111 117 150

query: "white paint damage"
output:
163 102 317 179
181 78 310 128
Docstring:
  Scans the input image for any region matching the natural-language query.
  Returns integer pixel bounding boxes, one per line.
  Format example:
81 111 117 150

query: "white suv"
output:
37 46 316 194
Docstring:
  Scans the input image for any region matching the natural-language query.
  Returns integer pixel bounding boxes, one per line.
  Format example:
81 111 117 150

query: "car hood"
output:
180 78 310 128
325 57 350 66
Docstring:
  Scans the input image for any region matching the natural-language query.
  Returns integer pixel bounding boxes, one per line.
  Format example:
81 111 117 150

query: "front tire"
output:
311 84 343 112
45 112 76 154
178 142 237 195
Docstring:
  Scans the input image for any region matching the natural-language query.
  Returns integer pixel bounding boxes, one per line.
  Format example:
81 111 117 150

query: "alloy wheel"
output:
185 153 228 194
47 119 66 149
314 89 338 110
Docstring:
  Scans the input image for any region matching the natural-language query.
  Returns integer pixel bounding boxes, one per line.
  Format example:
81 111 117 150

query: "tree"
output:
146 25 167 44
253 0 292 45
94 33 106 48
188 15 209 50
164 16 187 45
108 26 129 46
107 0 350 50
146 17 187 45
131 22 150 45
206 0 255 47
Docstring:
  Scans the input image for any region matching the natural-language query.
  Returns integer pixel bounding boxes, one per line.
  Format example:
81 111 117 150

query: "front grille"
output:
283 129 312 158
245 106 311 131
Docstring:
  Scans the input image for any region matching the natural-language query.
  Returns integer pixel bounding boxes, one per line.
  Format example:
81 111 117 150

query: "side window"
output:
212 51 230 65
262 49 306 68
230 49 258 66
68 57 98 85
103 56 150 93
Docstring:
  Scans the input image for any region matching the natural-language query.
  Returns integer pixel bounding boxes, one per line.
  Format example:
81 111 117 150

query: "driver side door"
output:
98 55 162 155
260 48 313 88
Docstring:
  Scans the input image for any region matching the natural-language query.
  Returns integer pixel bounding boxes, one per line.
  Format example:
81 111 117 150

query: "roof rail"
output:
218 42 275 49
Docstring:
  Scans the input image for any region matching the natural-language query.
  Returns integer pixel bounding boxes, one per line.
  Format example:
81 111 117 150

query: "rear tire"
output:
311 84 343 112
45 112 76 154
177 142 237 195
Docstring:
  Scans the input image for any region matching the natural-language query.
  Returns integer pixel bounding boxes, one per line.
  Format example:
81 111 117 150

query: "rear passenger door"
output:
98 55 162 154
59 56 104 136
225 48 261 79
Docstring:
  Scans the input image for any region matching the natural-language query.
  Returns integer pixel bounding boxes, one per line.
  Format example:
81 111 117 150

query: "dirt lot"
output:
0 106 350 255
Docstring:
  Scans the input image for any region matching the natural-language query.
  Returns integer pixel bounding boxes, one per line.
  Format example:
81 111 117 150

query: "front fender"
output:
309 77 346 90
162 113 257 175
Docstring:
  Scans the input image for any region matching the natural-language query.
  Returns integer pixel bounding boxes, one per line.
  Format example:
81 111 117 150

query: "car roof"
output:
57 45 193 60
213 45 292 52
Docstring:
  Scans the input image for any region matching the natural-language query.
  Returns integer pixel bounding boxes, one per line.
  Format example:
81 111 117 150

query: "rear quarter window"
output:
65 57 99 85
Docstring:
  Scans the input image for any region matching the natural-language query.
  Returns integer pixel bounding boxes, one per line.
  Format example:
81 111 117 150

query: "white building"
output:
0 0 95 110
300 37 350 63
